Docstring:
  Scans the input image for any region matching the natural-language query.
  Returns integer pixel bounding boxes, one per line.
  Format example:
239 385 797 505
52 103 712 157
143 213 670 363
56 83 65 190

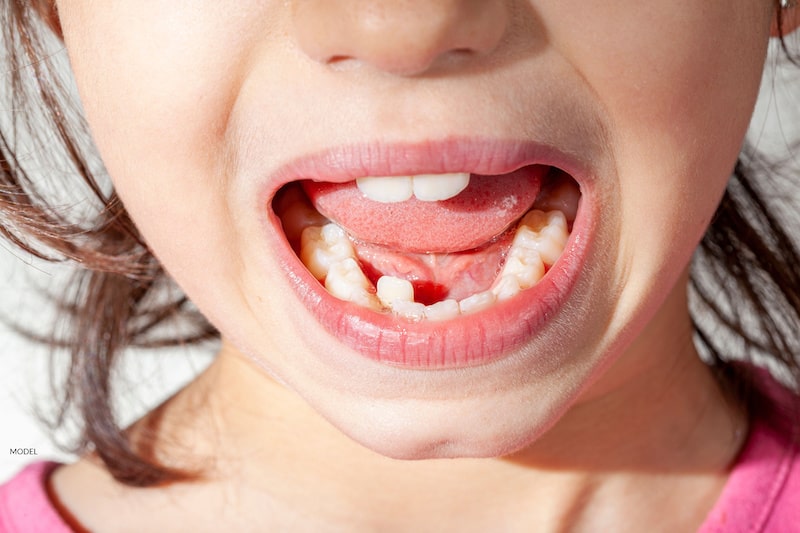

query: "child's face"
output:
55 1 773 457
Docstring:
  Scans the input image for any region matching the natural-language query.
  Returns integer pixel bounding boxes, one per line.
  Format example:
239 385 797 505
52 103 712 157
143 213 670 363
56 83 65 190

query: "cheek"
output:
553 1 770 293
57 3 273 299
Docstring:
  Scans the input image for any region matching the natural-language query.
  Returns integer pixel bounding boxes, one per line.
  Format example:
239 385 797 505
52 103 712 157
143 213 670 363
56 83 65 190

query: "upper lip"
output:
261 137 594 201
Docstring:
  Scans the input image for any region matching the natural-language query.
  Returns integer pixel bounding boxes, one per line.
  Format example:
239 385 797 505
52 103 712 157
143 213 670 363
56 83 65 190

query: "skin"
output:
40 1 799 530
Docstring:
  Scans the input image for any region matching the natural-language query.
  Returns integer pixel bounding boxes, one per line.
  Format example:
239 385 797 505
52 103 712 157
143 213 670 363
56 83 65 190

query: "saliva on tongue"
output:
300 166 548 302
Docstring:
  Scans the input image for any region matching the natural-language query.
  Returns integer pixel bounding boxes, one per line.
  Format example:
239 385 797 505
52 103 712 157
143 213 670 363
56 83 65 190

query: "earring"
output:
781 0 798 8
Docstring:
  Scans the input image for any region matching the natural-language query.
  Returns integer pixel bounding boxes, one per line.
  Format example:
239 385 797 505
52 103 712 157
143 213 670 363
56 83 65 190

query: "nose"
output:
292 1 510 76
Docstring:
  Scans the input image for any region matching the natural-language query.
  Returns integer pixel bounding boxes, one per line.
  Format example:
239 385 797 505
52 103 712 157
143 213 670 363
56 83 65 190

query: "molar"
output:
300 223 356 280
516 210 569 266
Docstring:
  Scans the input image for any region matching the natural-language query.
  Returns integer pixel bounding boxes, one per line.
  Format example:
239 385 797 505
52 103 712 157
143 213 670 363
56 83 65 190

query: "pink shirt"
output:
1 420 798 532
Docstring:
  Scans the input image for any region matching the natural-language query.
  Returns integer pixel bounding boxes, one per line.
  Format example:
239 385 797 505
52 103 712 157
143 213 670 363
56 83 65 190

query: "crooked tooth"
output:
515 210 569 266
325 258 380 310
412 173 470 202
376 276 415 308
299 207 571 320
376 276 428 320
357 176 413 203
459 290 496 315
492 209 566 300
424 299 460 321
300 223 355 280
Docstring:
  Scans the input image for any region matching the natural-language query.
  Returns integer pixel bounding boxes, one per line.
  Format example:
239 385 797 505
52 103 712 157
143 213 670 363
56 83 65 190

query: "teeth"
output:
356 176 413 203
411 173 470 202
458 291 497 315
325 258 380 310
492 275 524 302
376 276 415 308
356 173 470 203
491 240 545 299
392 300 427 321
514 210 569 266
424 299 460 321
490 210 566 300
300 223 356 280
296 207 569 320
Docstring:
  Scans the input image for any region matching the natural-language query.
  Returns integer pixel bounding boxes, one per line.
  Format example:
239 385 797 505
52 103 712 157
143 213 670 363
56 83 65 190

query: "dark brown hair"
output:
0 1 216 485
1 1 799 487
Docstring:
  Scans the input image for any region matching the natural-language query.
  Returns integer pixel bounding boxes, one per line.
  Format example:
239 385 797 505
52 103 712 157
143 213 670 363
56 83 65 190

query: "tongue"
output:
302 166 545 253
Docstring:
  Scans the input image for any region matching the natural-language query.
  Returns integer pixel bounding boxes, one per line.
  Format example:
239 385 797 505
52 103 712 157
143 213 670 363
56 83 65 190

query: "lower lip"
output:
261 143 597 369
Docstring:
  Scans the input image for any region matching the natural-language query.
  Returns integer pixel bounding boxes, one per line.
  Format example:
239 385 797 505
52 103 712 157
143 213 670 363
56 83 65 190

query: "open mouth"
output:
275 167 578 317
263 140 593 369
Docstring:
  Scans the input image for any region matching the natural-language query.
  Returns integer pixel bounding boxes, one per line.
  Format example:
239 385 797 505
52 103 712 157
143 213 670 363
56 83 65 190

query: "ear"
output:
771 4 800 38
31 0 63 40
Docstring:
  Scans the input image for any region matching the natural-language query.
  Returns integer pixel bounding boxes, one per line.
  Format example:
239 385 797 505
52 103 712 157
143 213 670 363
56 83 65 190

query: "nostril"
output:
292 1 509 77
327 55 352 65
447 48 478 63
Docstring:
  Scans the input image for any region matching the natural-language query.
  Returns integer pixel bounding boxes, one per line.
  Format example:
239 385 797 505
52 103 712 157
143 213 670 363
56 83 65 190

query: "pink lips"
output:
260 138 596 368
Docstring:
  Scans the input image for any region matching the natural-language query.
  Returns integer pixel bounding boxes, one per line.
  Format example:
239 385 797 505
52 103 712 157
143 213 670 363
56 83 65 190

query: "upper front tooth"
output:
356 173 470 203
357 176 413 203
412 173 470 201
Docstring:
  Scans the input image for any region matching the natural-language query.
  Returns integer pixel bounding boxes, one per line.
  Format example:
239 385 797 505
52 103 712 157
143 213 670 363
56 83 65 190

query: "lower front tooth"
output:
424 299 460 321
459 291 496 315
376 276 415 308
392 300 426 321
325 258 380 310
